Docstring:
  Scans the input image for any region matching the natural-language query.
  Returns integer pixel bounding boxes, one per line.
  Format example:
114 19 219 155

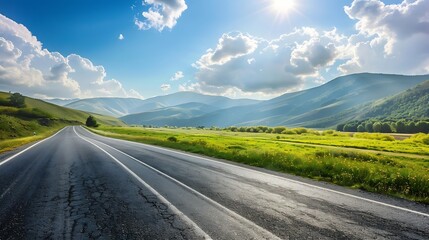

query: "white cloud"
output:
170 71 184 81
340 0 429 74
118 34 124 40
135 0 187 31
188 0 429 99
161 83 171 91
0 14 143 99
194 33 259 68
191 29 346 97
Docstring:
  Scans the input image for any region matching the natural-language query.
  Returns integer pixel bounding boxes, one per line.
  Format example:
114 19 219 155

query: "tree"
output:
380 122 392 133
373 122 382 132
416 121 429 133
406 122 417 133
396 120 407 133
357 124 365 132
9 92 26 108
343 123 357 132
86 115 99 127
336 123 346 132
365 122 374 132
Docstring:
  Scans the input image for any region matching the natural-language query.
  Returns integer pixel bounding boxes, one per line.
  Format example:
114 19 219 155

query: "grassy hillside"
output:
361 80 429 119
0 92 125 153
0 92 125 126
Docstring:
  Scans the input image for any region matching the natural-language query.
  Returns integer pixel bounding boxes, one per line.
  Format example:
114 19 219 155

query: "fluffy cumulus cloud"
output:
340 0 429 74
189 29 347 97
0 14 143 99
187 0 429 98
170 71 184 81
135 0 187 31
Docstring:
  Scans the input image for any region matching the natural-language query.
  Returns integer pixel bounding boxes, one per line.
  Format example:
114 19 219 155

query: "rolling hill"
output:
43 98 79 106
121 102 220 126
359 79 429 119
63 91 260 117
0 91 125 127
121 73 429 128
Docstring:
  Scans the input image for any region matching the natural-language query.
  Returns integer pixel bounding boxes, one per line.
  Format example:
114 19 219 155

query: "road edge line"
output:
73 127 212 240
86 134 282 239
0 127 67 167
80 126 429 218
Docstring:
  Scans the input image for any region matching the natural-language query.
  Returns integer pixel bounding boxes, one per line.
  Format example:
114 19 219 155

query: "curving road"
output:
0 126 428 239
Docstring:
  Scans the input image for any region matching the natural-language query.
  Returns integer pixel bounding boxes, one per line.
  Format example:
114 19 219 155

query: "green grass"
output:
264 130 429 156
0 114 74 153
0 92 125 126
87 126 429 204
0 91 125 153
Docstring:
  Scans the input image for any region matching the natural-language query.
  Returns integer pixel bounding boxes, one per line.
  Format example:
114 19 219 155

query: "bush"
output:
86 115 99 127
8 93 26 108
167 136 177 142
406 133 429 145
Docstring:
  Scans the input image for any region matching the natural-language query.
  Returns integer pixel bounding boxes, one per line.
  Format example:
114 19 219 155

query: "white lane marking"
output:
0 127 67 168
73 127 211 240
79 126 429 218
84 133 282 240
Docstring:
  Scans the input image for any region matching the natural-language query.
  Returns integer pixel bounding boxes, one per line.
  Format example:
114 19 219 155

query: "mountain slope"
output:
43 98 79 106
65 98 145 117
65 92 260 117
121 102 220 126
175 73 429 127
359 80 429 119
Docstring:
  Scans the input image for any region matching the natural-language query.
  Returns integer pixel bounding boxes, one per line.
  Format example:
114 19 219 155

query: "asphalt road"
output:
0 126 428 239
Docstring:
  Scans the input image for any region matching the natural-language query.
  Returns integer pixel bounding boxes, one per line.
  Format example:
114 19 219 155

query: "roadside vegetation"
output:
88 126 429 204
0 92 121 153
337 118 429 134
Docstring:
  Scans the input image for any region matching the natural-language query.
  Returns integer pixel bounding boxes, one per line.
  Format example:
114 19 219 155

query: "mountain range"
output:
43 73 429 128
58 92 260 118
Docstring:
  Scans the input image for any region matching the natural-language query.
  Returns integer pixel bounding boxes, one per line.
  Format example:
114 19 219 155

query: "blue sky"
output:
0 0 428 99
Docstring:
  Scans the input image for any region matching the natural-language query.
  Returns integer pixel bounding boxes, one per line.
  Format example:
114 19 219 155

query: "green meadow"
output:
88 126 429 203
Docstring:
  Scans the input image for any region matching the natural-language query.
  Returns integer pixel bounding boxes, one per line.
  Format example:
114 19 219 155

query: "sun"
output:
270 0 296 15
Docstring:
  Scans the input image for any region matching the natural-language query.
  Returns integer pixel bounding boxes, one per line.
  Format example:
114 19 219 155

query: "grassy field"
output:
88 126 429 204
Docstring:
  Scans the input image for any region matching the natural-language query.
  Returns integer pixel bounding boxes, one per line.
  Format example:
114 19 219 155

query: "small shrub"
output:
167 136 177 142
86 115 99 127
406 133 429 145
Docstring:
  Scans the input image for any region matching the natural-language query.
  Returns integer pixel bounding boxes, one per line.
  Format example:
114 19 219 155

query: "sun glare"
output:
270 0 296 15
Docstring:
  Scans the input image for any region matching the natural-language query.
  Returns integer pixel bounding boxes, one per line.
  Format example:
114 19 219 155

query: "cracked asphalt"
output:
0 126 428 239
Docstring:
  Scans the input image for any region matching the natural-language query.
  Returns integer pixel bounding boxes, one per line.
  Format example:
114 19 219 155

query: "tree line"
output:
337 119 429 134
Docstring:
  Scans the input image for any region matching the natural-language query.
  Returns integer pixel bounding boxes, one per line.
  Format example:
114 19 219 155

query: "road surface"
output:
0 126 428 239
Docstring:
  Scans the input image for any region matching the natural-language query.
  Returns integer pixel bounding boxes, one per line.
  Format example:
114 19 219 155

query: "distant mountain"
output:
43 98 79 106
129 91 260 114
65 92 260 117
66 98 145 117
121 102 220 126
359 80 429 119
167 73 429 128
